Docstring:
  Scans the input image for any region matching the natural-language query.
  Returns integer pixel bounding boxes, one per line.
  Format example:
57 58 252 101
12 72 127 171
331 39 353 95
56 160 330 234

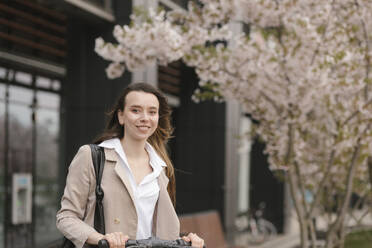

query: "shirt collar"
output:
144 142 167 170
98 138 167 172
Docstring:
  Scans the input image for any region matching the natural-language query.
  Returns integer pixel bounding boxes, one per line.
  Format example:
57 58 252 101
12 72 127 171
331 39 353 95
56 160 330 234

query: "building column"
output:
224 100 241 242
131 0 158 87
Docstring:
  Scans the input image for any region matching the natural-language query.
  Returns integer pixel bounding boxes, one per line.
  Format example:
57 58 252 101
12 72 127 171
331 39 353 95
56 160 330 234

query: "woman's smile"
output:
136 125 151 131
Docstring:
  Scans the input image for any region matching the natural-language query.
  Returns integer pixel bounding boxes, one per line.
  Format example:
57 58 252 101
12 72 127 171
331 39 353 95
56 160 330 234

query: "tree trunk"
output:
287 168 309 248
326 225 347 248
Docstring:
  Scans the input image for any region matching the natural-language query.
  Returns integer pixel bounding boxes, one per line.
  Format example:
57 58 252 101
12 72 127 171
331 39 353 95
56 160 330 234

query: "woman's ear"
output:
117 110 124 126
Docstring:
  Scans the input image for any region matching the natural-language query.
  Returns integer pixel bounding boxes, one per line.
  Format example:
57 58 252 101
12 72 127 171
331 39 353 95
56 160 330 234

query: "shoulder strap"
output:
89 144 106 235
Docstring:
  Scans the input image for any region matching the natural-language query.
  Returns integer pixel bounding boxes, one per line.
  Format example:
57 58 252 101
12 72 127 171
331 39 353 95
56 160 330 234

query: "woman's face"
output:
118 91 159 141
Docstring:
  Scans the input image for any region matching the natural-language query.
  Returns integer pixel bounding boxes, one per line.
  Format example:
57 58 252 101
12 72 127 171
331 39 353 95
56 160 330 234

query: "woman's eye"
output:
132 109 139 113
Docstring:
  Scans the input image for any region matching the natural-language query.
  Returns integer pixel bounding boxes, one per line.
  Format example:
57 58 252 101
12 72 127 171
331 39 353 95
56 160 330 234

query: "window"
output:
0 65 62 247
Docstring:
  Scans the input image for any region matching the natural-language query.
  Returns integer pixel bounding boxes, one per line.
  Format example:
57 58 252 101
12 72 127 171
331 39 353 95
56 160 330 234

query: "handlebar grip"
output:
177 238 206 248
98 239 110 248
176 239 192 246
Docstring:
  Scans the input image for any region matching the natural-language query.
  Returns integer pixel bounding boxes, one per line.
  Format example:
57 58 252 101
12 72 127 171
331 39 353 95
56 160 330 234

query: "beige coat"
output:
56 145 180 248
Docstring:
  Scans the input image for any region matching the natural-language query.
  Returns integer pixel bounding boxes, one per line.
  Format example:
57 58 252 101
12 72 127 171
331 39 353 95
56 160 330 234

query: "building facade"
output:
0 0 285 247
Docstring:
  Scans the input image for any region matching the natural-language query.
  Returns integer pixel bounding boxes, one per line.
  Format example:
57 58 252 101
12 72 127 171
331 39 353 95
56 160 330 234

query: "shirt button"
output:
114 218 120 224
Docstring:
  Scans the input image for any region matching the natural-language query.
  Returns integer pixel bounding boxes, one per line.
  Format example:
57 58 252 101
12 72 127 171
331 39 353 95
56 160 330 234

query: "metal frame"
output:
159 0 185 10
0 51 66 77
64 0 115 22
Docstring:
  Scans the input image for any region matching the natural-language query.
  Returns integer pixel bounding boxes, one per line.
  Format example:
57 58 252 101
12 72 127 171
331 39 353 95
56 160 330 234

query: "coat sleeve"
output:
56 145 98 248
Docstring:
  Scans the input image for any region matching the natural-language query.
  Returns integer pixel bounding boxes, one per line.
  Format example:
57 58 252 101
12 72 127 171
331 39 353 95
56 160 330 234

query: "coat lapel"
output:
114 164 136 203
104 148 136 206
155 170 179 239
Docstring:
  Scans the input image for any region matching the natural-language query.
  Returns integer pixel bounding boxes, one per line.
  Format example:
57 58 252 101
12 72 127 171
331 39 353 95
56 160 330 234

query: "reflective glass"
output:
8 85 33 165
0 70 62 247
0 67 6 79
35 91 60 245
36 76 51 89
15 71 32 85
52 80 61 91
7 70 14 81
8 85 33 246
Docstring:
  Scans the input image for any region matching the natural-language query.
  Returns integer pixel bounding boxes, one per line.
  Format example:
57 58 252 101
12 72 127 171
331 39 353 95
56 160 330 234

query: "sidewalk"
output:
244 208 372 248
246 233 300 248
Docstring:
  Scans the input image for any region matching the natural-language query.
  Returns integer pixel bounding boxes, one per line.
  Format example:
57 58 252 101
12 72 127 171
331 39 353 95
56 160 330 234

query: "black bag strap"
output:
89 144 106 235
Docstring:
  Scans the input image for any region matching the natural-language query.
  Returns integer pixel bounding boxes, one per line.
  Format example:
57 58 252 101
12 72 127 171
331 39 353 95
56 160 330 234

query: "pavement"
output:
249 233 300 248
239 208 372 248
238 233 300 248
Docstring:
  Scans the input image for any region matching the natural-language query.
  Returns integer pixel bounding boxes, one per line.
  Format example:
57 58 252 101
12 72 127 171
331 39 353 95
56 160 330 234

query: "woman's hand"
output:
88 232 129 248
182 232 205 248
102 232 129 248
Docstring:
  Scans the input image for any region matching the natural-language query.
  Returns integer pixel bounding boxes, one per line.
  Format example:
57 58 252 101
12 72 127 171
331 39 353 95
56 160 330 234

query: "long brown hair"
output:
94 82 176 205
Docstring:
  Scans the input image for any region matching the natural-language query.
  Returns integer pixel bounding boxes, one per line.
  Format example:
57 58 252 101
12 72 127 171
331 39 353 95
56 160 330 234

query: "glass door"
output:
34 78 61 245
0 66 61 248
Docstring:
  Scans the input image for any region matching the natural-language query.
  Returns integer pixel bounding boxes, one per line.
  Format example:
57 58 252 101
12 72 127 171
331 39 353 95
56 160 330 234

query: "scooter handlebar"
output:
97 237 203 248
97 239 109 248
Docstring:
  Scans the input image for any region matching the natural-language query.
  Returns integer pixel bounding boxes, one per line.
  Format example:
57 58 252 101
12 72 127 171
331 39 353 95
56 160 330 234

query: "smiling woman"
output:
117 91 160 143
56 82 205 248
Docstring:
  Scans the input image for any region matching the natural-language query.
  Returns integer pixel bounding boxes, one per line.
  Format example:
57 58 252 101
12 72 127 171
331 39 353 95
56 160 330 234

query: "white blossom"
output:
105 62 125 79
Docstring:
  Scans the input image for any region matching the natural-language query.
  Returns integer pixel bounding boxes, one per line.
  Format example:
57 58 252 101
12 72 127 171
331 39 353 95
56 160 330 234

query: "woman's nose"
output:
140 112 149 121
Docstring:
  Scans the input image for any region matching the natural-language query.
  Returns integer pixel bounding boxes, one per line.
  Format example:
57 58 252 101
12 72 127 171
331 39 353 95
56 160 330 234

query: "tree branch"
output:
220 65 283 115
354 0 371 101
326 122 371 241
341 97 372 126
308 150 336 218
309 0 336 66
259 90 281 114
294 161 309 213
285 124 309 248
326 141 361 246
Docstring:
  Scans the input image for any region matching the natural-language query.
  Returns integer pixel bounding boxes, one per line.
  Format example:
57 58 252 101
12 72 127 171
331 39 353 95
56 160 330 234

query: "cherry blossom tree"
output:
95 1 372 247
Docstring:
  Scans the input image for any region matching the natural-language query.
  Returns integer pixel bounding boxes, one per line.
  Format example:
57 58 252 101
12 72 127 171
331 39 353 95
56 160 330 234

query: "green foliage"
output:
316 24 326 34
334 51 346 63
345 229 372 248
193 82 224 102
364 78 372 84
260 27 282 40
131 6 164 24
132 6 147 17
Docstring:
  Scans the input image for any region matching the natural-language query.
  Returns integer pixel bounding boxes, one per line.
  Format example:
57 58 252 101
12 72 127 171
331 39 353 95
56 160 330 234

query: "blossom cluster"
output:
95 0 372 198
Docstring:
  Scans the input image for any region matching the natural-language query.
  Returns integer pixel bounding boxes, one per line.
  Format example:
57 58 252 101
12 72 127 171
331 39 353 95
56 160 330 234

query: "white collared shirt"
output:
98 138 166 239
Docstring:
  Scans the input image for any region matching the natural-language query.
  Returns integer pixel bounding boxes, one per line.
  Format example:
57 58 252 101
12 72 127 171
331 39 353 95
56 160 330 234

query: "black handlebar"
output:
98 237 201 248
98 239 109 248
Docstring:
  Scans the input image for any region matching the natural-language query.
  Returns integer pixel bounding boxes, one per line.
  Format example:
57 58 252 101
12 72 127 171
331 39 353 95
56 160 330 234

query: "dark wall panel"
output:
249 139 284 233
61 0 132 180
174 66 226 221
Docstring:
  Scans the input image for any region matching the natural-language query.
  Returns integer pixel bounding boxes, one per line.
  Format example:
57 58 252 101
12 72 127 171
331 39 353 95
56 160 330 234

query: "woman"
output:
56 83 204 248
